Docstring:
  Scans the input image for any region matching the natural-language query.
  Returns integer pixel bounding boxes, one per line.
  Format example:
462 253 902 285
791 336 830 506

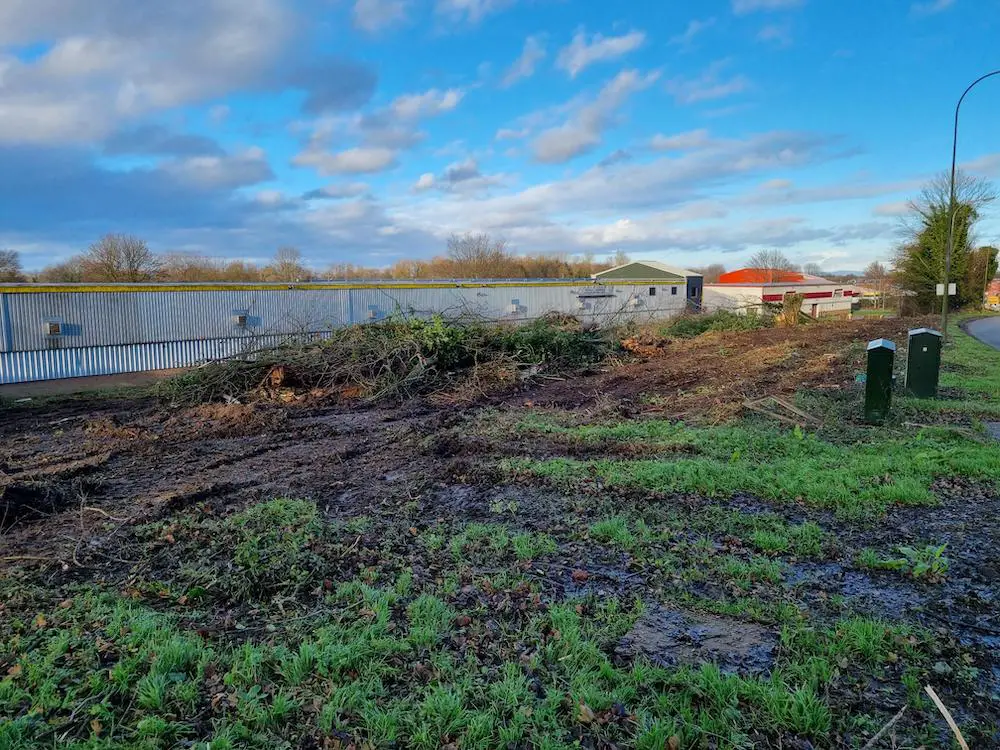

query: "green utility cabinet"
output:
864 339 896 424
905 328 942 398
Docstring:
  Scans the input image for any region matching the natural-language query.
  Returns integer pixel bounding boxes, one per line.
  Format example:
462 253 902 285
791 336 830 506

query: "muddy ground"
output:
1 316 997 748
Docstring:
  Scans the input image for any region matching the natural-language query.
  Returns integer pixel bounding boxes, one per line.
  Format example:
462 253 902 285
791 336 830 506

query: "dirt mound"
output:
514 317 935 419
160 403 288 441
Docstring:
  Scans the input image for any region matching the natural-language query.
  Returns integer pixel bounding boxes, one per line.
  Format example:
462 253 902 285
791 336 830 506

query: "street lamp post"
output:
941 70 1000 341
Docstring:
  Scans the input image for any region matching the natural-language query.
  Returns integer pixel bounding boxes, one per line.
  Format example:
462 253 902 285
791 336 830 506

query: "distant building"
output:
704 268 857 318
592 261 704 307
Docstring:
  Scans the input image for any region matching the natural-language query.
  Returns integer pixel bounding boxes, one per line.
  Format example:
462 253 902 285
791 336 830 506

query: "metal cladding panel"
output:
0 293 11 353
4 290 353 350
1 281 694 383
0 334 327 385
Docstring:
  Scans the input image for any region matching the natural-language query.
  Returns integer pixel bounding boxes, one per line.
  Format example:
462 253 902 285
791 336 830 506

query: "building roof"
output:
592 260 700 281
715 268 834 285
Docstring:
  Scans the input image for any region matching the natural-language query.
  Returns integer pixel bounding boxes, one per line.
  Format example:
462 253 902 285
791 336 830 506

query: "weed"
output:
661 310 773 339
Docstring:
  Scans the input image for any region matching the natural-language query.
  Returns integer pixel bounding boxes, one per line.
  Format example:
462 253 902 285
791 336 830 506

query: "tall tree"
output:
0 250 25 282
893 171 995 309
265 247 309 282
802 262 823 276
965 246 999 308
691 263 726 283
446 233 511 277
81 234 161 282
747 249 799 282
863 260 890 308
610 249 631 267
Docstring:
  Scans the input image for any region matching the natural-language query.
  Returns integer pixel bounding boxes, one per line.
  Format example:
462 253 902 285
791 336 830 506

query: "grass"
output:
3 577 951 749
4 317 999 748
504 417 1000 518
659 310 774 339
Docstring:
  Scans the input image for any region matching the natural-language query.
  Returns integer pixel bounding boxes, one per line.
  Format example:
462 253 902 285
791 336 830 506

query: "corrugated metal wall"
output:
0 281 689 384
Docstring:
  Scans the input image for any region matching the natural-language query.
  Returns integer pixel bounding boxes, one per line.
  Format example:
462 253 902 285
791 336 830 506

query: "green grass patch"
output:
505 418 1000 518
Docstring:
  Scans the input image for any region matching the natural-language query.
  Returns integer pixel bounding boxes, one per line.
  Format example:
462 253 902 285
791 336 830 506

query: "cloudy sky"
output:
1 0 998 272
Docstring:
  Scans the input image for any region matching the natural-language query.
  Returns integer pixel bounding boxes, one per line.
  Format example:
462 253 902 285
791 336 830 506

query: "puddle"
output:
617 604 777 675
984 422 1000 441
786 561 930 619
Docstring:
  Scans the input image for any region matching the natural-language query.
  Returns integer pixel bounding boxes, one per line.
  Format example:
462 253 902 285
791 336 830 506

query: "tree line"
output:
0 234 622 284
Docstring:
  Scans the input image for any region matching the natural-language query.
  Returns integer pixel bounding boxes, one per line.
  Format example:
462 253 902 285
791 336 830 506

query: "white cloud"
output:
665 60 750 104
0 0 295 145
911 0 956 16
414 173 436 191
413 158 505 194
353 0 409 31
963 153 1000 177
435 0 515 24
496 127 529 140
159 147 275 189
293 146 398 175
390 88 464 119
302 183 369 200
873 201 911 217
532 69 659 163
650 129 713 151
732 0 803 13
556 30 646 79
756 23 792 46
738 177 919 207
501 36 545 88
670 18 716 47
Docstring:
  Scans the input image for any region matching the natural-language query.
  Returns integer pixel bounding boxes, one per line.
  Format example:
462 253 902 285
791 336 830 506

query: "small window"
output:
46 321 62 336
834 288 843 297
671 286 678 296
648 287 656 297
234 313 248 327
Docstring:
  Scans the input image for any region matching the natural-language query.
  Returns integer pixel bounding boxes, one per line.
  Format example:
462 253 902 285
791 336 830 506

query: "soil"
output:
1 316 997 747
617 605 777 675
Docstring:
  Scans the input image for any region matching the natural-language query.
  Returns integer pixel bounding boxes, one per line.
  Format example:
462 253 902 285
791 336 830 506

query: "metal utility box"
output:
864 339 896 424
905 328 942 398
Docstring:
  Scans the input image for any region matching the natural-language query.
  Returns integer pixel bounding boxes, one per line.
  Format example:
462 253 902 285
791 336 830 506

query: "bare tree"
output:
691 263 726 283
748 249 799 272
0 250 25 282
610 249 631 267
264 246 309 282
863 260 889 308
38 259 85 283
802 262 823 276
907 170 996 226
81 234 161 281
446 233 511 277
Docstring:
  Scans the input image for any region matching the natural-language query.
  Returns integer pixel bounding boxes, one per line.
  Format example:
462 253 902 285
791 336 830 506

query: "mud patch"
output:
160 403 289 441
617 604 777 675
786 561 928 619
0 478 99 531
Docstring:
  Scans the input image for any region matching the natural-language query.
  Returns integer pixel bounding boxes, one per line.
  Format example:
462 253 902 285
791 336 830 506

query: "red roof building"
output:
704 268 857 318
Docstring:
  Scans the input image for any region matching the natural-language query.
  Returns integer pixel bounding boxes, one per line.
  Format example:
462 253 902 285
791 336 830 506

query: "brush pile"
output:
156 314 611 404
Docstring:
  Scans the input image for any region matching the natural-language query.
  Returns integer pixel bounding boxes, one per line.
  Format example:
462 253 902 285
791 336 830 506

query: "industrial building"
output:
703 269 857 318
0 272 702 385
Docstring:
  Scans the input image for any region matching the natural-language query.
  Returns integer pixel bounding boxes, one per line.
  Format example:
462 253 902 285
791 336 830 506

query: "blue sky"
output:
0 0 998 272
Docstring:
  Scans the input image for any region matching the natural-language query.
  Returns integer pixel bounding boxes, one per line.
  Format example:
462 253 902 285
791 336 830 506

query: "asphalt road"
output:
965 316 1000 351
